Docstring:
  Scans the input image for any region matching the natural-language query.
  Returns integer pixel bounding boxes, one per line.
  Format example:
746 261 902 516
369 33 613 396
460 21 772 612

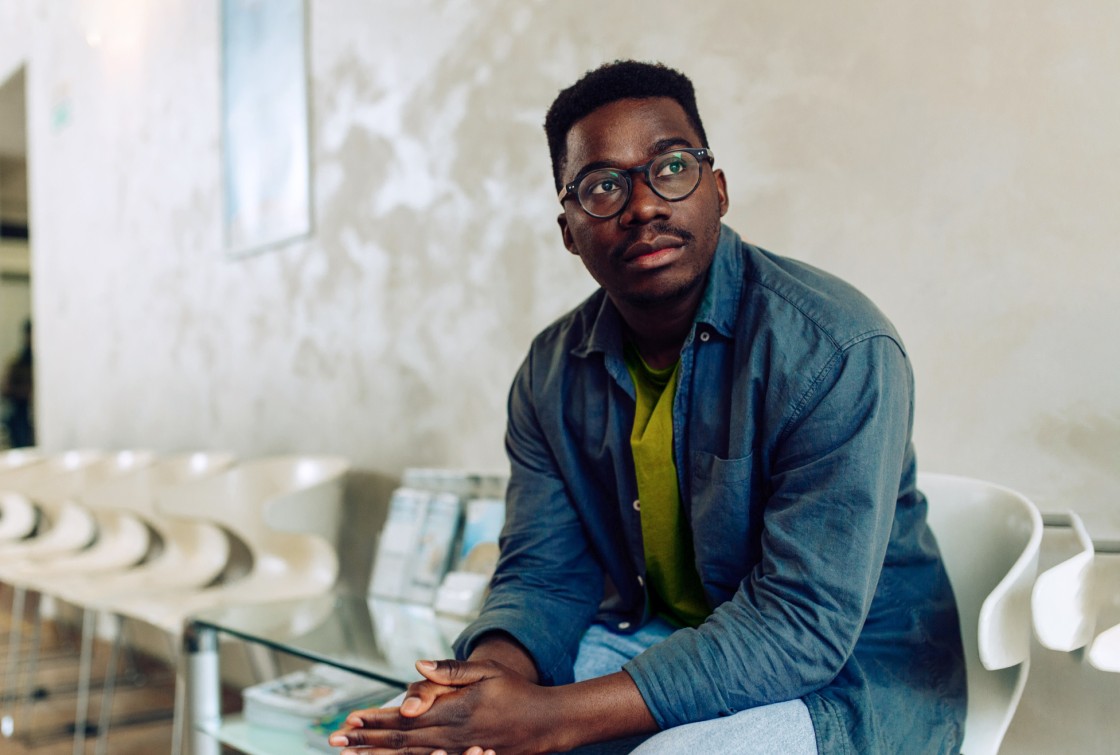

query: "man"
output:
333 60 966 754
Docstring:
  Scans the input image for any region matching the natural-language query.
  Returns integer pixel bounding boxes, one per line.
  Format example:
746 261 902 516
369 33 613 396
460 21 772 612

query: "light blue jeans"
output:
567 618 818 755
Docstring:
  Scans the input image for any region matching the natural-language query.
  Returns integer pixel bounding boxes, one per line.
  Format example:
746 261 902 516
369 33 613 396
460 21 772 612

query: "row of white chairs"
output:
0 448 350 755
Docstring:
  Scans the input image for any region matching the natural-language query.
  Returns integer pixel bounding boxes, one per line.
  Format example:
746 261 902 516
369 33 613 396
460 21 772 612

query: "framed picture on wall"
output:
220 0 311 257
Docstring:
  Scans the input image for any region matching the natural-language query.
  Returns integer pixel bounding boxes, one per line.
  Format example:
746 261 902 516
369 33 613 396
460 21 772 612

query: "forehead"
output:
563 97 701 179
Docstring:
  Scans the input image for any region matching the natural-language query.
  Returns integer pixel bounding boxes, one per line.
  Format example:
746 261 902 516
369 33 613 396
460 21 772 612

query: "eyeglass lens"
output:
576 150 704 218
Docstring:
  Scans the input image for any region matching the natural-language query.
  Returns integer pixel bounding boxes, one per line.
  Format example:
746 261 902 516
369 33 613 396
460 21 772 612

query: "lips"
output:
621 235 685 263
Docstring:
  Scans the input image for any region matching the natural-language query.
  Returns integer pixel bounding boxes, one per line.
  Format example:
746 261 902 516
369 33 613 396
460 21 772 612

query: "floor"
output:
0 593 240 754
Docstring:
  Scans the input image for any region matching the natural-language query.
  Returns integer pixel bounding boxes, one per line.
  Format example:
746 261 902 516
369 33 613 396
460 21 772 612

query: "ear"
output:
713 168 730 218
558 213 579 255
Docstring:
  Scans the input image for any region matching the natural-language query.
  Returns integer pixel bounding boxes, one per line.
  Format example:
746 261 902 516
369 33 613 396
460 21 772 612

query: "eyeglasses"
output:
558 147 714 219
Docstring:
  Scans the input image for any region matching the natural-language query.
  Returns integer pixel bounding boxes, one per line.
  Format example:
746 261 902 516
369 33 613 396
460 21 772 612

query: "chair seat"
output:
0 499 97 563
1 511 151 589
0 491 38 541
52 517 231 607
106 538 339 635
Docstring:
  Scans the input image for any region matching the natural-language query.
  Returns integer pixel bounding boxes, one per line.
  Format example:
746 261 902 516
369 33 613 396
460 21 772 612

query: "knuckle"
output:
436 658 462 677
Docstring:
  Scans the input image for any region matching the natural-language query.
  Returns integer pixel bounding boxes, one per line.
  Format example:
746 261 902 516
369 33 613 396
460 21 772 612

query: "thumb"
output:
415 659 494 686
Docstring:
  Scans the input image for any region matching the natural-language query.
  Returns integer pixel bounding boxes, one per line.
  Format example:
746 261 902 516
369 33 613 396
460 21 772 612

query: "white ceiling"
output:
0 69 27 159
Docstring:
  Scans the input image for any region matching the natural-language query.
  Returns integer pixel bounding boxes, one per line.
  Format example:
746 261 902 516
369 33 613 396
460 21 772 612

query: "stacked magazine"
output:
242 663 399 736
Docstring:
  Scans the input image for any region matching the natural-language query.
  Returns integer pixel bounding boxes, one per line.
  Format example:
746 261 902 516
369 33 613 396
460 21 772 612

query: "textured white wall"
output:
5 0 1116 532
1 0 1118 747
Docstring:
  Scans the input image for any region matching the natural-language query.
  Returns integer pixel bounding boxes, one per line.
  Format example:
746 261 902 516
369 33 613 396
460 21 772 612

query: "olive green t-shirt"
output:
624 343 710 628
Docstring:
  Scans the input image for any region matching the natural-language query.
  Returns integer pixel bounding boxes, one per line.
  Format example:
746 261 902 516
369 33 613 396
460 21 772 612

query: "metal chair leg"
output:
0 585 26 737
170 632 185 755
14 590 43 737
72 607 103 755
92 613 123 755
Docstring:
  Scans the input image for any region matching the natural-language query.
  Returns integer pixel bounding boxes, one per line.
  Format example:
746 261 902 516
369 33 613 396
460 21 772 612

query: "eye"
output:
586 174 624 195
655 154 688 178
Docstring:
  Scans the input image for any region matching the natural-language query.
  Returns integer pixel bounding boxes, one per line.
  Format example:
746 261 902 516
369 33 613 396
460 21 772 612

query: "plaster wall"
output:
1 0 1118 749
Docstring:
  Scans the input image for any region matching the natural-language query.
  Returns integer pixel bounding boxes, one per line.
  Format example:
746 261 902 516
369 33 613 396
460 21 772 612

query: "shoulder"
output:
526 288 612 363
738 242 905 354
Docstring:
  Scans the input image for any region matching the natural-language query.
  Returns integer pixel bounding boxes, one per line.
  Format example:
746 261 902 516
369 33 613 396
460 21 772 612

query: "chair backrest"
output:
1031 511 1097 652
919 472 1042 755
157 455 350 596
79 451 237 516
0 447 44 473
1088 622 1120 672
0 449 105 496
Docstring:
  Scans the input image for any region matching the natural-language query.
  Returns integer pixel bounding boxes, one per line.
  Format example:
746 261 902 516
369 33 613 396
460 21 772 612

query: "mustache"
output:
609 222 695 263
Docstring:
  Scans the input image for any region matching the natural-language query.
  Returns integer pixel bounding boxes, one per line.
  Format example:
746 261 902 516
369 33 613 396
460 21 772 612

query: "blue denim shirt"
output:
455 225 967 753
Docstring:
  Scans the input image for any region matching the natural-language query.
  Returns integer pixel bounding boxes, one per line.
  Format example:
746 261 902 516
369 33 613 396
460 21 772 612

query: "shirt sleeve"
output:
624 334 913 728
452 350 605 686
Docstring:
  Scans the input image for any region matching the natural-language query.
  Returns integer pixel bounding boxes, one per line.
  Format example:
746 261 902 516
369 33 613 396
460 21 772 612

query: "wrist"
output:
467 631 541 684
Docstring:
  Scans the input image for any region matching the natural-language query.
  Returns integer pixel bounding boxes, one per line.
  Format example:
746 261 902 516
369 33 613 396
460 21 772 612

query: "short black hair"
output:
544 60 709 192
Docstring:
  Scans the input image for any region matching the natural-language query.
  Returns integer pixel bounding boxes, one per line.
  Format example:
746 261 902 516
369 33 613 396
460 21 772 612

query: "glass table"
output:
185 593 469 755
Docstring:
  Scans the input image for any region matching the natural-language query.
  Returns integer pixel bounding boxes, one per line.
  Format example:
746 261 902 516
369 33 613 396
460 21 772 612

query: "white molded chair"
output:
98 455 350 755
105 455 351 632
35 452 237 755
1031 512 1097 652
0 451 157 741
919 472 1043 755
1030 512 1120 675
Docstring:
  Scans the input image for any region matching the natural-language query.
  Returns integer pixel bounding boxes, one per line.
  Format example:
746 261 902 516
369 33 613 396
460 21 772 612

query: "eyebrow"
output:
568 137 696 183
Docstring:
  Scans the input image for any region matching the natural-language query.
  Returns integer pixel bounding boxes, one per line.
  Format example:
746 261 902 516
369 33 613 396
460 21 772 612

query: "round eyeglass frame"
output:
558 147 714 219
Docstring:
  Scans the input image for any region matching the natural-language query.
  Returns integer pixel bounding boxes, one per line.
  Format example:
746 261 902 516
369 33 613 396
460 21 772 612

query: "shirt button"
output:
699 331 711 342
632 499 641 511
637 575 644 587
618 621 631 630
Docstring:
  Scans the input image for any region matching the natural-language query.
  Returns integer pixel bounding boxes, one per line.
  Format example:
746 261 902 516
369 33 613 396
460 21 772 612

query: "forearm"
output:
546 671 658 752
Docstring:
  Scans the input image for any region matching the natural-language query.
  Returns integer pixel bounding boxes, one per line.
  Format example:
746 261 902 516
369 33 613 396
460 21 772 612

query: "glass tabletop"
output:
189 593 471 687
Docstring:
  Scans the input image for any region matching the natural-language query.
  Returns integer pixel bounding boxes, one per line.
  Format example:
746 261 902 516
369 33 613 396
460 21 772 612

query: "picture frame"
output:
220 0 311 257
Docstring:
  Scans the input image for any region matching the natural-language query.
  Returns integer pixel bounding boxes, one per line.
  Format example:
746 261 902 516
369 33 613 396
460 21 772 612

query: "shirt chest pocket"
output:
689 451 761 594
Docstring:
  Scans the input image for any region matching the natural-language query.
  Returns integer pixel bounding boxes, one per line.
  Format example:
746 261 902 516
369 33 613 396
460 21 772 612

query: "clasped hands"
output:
329 658 552 755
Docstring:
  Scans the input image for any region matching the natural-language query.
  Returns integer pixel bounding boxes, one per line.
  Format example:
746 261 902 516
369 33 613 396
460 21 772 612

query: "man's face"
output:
558 97 728 309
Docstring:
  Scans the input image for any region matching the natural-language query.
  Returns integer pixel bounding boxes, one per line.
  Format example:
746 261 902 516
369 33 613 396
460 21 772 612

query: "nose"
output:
617 173 671 227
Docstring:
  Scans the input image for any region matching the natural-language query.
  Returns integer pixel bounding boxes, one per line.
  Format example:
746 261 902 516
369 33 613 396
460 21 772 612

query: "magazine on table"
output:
303 689 403 753
242 663 399 733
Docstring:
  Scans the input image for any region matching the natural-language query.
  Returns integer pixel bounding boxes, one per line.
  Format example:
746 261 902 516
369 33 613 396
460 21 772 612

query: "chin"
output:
619 277 702 308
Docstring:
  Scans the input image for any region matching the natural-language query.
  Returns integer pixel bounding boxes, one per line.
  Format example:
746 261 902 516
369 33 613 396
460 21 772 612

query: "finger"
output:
332 724 448 752
399 677 463 718
344 703 396 727
415 658 496 687
344 704 400 728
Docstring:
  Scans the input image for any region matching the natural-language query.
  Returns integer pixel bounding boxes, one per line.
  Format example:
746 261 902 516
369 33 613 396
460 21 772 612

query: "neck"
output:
613 285 704 370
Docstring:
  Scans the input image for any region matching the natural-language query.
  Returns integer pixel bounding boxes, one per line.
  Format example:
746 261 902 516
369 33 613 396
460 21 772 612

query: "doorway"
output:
0 66 34 449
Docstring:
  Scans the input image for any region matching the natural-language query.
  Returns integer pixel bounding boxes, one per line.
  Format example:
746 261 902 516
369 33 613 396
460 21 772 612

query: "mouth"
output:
621 235 685 264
